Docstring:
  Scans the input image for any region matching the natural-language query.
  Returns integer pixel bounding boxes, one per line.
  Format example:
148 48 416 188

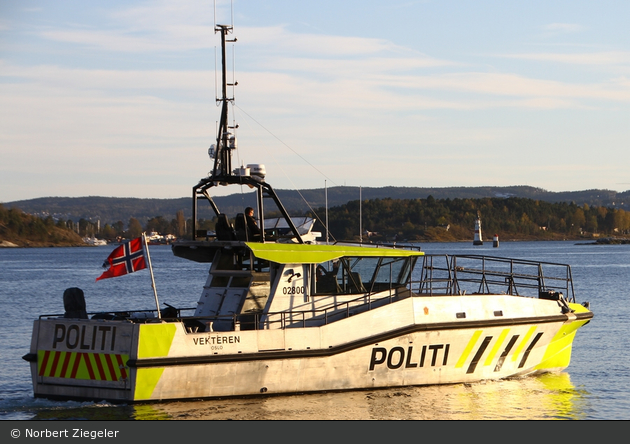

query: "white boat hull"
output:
26 295 591 402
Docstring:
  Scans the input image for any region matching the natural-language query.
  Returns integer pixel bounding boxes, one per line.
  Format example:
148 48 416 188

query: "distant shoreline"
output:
7 237 630 249
574 237 630 245
0 240 89 248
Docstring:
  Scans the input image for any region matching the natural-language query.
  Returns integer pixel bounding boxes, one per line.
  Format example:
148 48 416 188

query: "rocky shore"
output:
575 237 630 245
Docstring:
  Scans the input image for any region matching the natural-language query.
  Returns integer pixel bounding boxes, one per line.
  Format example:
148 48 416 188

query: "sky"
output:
2 0 630 203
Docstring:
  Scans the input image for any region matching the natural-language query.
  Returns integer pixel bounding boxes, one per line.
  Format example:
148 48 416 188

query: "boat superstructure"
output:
23 23 593 403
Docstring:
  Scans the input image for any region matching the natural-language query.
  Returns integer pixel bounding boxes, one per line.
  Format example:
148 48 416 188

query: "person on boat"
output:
245 207 261 238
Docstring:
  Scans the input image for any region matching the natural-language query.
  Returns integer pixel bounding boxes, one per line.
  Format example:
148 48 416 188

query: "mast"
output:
325 180 329 245
189 22 304 244
359 186 362 243
212 24 236 179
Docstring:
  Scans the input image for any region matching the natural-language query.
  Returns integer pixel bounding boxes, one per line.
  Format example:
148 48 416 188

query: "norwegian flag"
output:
96 237 147 281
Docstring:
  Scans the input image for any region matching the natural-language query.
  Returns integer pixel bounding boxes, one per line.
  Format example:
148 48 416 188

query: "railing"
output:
38 288 408 331
258 286 410 330
40 255 576 331
414 254 575 302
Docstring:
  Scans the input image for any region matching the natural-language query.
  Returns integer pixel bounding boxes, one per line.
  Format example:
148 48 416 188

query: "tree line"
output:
3 196 630 246
309 196 630 242
0 204 191 244
77 210 188 241
0 204 84 246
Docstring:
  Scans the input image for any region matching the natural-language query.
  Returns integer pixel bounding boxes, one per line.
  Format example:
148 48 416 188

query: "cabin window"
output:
370 257 412 292
311 256 413 295
313 260 342 294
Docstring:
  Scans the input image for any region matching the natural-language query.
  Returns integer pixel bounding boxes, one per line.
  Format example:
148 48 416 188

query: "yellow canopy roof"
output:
245 242 423 264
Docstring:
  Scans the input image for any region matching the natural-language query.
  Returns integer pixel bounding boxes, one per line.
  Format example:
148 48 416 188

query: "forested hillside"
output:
5 186 630 228
0 204 85 247
311 196 630 242
3 195 629 246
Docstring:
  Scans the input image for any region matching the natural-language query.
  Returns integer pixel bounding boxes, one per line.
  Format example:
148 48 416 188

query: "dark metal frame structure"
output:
190 24 303 244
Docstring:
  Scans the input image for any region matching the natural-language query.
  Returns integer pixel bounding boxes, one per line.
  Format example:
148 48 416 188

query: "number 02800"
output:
282 286 305 295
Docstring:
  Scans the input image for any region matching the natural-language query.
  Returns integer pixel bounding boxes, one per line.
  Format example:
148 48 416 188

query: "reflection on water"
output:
30 403 171 421
112 372 588 420
29 373 587 420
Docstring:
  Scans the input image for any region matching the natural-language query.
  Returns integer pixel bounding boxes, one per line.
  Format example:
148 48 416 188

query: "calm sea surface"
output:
1 241 628 420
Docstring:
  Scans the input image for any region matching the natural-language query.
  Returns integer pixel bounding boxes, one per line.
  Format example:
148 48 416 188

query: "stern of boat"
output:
24 318 138 402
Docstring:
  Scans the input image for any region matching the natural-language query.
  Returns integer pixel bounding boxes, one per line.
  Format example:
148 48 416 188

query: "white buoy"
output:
493 234 499 248
473 212 483 245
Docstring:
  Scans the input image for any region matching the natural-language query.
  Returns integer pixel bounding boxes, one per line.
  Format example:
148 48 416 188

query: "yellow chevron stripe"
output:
134 368 166 400
66 352 79 378
37 350 129 381
138 323 177 358
74 354 91 380
54 351 67 378
484 328 510 367
456 330 482 368
512 325 537 362
535 317 591 371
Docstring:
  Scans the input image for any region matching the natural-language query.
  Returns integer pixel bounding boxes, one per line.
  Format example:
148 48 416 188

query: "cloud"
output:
3 1 630 200
0 61 212 96
500 51 630 66
544 23 584 34
39 23 404 57
39 27 214 53
540 23 587 40
38 0 215 52
27 3 630 110
403 72 630 102
27 5 630 111
237 26 399 57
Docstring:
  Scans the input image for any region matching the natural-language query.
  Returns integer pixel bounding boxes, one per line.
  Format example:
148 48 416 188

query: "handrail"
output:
414 254 575 302
37 288 404 330
41 254 577 330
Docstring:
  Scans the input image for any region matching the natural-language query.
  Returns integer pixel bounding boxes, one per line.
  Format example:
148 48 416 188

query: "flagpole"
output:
142 233 162 319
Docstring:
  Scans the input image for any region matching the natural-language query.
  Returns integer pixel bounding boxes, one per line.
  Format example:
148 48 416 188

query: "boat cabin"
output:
187 243 423 332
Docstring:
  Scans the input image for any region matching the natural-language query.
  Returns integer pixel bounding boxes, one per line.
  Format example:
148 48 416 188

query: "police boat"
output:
23 24 593 403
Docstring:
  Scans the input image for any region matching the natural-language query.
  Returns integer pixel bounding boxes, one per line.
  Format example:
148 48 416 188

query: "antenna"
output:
231 43 236 102
192 1 304 244
211 24 235 178
325 180 329 245
214 0 234 31
359 186 362 243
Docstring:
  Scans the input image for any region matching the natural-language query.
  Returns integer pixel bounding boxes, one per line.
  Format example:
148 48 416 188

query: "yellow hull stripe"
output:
134 368 166 400
512 325 537 362
535 316 591 371
38 350 129 381
484 328 510 367
138 323 177 359
455 330 482 368
132 323 178 400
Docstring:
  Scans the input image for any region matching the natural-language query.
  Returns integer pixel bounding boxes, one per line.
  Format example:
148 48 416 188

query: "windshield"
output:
312 256 414 295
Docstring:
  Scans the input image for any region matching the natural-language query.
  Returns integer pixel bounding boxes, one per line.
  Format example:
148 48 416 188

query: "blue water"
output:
1 241 628 420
